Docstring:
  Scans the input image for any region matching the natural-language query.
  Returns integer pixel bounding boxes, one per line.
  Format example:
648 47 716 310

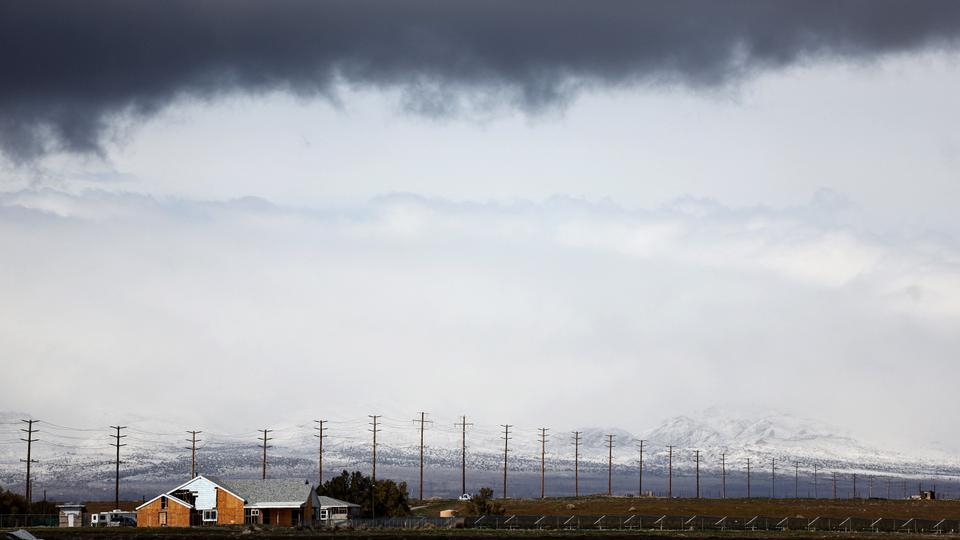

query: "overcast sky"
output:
1 1 959 451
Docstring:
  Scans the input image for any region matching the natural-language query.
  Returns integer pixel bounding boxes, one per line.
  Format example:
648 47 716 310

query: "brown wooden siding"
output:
272 508 292 526
216 487 245 525
136 496 191 528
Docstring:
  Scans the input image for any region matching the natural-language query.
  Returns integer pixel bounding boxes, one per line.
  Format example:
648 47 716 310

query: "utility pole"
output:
109 425 127 510
500 424 512 499
313 420 327 486
413 412 432 501
694 449 700 498
813 464 819 498
833 471 838 499
455 416 472 496
20 420 38 504
258 429 272 480
794 461 799 499
771 458 776 498
185 430 202 478
638 440 647 497
537 428 549 498
572 431 582 498
853 473 857 499
367 416 381 481
746 458 752 498
369 415 381 520
720 452 727 498
605 434 615 496
667 445 675 498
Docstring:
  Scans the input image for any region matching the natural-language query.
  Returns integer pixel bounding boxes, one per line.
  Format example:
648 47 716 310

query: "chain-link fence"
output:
0 514 58 528
457 514 960 533
344 516 461 529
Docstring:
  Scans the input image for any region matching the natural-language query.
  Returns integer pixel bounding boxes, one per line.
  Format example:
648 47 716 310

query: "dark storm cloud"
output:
2 0 960 160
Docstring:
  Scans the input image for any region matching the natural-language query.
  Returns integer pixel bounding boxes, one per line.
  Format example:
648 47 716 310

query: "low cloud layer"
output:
3 1 960 160
2 189 958 446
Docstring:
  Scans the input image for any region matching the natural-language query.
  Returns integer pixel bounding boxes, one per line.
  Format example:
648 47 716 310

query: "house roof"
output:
135 493 193 511
176 474 246 502
318 495 361 508
83 501 139 513
216 479 315 509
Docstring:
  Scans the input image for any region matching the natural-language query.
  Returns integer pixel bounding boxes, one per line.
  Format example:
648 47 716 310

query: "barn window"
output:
160 497 167 510
203 509 218 522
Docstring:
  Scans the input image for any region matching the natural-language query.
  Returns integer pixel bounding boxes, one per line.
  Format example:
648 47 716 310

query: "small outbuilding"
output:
56 503 85 527
317 496 362 523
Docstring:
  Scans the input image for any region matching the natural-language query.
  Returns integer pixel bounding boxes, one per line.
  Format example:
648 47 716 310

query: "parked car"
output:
458 493 472 501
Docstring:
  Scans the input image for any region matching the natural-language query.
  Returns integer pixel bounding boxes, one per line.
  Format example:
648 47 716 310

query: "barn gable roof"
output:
135 492 193 511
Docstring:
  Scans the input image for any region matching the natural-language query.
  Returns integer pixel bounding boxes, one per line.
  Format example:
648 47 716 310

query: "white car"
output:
458 493 472 501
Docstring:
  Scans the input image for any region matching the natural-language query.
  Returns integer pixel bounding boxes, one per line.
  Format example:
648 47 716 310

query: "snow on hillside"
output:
1 408 957 499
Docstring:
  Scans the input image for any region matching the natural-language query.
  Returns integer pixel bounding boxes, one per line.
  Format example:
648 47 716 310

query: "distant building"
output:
317 495 361 523
909 490 937 500
136 475 356 528
56 503 84 527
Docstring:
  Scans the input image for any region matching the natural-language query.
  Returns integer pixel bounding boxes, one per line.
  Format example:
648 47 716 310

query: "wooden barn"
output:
136 475 326 528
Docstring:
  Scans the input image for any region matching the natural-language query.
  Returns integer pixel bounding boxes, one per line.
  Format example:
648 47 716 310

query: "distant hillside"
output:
2 408 958 500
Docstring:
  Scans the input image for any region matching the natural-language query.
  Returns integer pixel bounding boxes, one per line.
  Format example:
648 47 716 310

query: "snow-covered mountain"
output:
1 408 957 500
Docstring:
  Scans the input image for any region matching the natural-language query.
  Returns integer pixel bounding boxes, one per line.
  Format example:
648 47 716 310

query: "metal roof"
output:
318 495 361 508
216 478 315 508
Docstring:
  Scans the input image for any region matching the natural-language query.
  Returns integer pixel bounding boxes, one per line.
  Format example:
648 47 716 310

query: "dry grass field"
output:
415 496 960 521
